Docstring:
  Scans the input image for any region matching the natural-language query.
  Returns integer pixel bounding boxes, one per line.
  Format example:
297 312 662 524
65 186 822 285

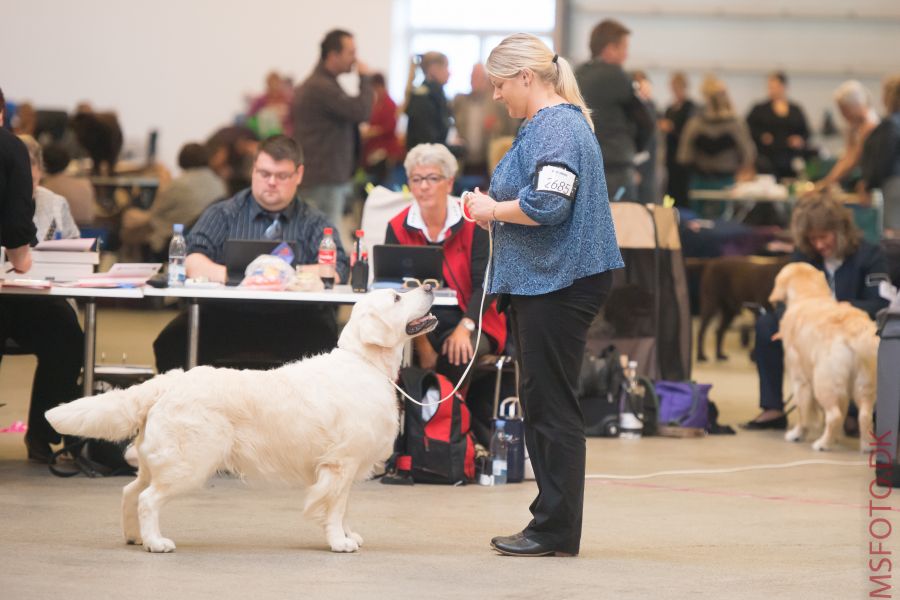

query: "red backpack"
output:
391 367 476 485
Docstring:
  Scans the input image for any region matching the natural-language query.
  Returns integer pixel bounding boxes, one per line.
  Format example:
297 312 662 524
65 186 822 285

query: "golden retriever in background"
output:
769 263 877 451
46 287 438 553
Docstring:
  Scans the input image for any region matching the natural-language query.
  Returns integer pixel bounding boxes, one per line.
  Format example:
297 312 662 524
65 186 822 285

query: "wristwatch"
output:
460 317 476 333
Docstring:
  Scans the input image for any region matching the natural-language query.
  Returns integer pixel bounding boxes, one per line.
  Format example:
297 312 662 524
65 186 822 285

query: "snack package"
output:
240 254 295 290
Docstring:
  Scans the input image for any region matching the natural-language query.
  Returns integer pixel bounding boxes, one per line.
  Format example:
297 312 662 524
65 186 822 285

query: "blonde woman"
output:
677 75 756 190
465 33 623 557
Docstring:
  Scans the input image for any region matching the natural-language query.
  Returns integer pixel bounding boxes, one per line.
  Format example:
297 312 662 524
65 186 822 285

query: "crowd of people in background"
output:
4 22 898 239
2 20 900 463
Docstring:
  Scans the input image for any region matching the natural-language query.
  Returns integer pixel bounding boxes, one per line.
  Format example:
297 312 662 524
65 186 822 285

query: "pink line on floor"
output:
592 479 899 511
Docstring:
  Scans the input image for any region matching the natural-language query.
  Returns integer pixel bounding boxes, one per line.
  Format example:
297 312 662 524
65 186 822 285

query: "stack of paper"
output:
3 238 99 281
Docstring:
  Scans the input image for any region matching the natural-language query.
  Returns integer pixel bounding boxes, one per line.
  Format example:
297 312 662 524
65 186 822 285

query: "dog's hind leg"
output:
305 460 361 553
137 439 226 553
785 378 811 443
812 403 843 451
811 362 850 451
122 441 151 546
696 309 713 362
715 308 738 361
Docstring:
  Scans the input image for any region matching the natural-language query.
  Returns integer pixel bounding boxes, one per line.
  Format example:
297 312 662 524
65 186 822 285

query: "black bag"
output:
49 437 136 478
578 346 659 437
578 345 625 437
386 367 476 485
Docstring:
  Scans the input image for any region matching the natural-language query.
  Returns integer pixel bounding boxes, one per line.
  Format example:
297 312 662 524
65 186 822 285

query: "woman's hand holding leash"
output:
463 188 497 229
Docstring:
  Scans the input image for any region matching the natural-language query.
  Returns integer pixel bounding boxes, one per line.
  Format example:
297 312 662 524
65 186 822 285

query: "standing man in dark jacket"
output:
405 52 452 151
293 29 373 227
576 19 653 202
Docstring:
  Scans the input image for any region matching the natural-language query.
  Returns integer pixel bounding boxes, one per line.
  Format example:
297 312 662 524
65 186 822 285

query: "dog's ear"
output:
358 310 401 348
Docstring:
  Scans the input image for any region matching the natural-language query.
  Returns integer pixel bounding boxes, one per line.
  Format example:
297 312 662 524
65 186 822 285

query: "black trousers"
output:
754 311 785 411
0 297 84 444
508 271 612 555
153 302 338 373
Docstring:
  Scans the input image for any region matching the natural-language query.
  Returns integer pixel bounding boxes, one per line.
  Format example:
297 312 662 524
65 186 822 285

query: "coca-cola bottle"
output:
318 227 337 289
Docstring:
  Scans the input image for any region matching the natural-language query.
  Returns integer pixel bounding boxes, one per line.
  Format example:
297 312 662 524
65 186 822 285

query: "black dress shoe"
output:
490 535 574 557
24 435 54 464
740 415 787 431
490 532 525 546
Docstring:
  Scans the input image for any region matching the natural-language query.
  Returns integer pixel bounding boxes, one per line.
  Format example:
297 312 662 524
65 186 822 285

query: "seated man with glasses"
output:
385 143 507 389
153 135 349 372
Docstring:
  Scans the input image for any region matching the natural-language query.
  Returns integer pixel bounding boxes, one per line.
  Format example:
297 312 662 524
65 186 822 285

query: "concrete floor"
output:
0 308 892 599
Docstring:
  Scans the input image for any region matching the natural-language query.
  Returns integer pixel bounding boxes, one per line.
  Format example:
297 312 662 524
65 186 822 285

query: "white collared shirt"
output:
405 197 463 243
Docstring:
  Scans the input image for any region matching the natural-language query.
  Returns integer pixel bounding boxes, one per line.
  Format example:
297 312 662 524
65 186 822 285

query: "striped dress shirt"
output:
187 188 349 282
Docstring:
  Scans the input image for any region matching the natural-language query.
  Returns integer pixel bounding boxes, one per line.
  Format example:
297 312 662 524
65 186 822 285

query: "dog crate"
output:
585 203 692 381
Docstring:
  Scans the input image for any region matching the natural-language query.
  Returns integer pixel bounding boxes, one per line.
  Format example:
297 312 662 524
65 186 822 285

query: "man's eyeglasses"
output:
255 169 295 183
408 175 446 186
402 277 440 289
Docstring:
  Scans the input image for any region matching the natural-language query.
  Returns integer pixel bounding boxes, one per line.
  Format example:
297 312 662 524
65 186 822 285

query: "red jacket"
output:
387 207 507 352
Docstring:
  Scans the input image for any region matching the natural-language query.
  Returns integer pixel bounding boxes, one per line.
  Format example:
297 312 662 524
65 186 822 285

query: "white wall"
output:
2 0 394 171
4 0 899 172
565 0 900 144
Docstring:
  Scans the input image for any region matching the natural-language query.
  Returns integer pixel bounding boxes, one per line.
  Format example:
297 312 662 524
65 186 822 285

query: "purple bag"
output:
654 381 711 429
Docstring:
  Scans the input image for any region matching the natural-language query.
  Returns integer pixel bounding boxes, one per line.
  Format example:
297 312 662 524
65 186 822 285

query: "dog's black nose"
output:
422 283 434 293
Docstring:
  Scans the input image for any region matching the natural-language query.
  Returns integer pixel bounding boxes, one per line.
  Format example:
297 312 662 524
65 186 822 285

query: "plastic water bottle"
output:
619 360 643 439
318 227 337 289
350 229 369 292
167 224 186 287
490 420 509 485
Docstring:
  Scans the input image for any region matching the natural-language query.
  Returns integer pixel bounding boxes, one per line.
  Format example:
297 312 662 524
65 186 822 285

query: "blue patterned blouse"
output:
488 103 623 295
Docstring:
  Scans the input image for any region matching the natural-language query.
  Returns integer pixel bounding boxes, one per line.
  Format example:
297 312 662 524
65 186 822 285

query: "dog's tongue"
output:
409 314 431 327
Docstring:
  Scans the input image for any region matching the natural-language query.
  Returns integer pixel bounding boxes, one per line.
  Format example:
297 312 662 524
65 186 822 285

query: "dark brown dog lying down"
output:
697 255 791 362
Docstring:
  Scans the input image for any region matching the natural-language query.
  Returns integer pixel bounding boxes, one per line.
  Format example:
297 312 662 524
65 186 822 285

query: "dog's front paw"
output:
346 531 364 547
329 536 360 553
785 427 804 443
811 437 832 452
144 537 176 553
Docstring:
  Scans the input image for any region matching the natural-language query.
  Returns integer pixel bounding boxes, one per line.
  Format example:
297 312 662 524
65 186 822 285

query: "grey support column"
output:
187 298 200 369
82 299 97 396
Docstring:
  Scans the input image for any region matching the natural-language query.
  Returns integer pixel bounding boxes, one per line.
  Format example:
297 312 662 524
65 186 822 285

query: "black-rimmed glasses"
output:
408 175 446 186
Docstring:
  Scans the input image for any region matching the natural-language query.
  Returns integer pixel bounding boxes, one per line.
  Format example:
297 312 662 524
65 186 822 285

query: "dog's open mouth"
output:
406 313 438 336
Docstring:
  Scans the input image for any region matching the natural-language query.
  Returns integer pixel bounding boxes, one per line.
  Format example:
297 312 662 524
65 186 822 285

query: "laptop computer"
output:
224 240 298 286
371 244 444 289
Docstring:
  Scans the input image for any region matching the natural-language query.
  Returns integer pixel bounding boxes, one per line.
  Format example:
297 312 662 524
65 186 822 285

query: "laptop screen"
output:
372 244 444 287
223 240 298 285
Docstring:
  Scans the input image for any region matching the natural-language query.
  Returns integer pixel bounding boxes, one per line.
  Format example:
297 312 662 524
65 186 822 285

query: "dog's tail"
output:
45 370 183 441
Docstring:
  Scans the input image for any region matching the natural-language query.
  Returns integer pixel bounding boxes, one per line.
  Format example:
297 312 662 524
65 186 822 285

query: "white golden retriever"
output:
46 287 437 553
769 263 877 451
